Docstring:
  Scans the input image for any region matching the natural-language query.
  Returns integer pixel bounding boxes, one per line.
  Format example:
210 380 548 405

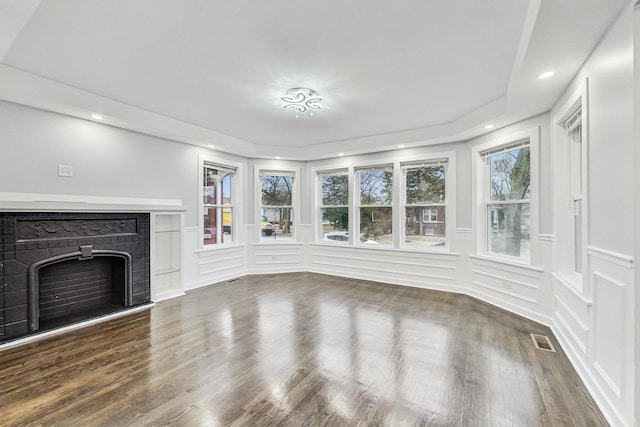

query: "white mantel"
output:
0 192 186 212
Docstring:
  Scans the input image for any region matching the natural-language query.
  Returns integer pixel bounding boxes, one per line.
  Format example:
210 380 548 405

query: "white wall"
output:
0 100 246 227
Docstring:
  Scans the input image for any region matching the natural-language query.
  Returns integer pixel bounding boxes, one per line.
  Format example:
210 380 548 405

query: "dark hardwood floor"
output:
0 273 607 426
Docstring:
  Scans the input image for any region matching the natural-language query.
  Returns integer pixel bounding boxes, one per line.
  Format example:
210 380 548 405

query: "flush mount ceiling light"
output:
281 87 322 117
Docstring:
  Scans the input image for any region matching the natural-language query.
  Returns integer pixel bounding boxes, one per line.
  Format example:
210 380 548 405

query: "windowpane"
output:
487 203 530 259
203 207 218 245
574 200 582 274
262 175 293 206
405 206 445 247
222 173 232 205
321 174 348 206
203 167 218 205
405 165 445 204
222 207 232 243
489 147 530 201
261 207 294 240
321 207 349 234
360 207 392 245
359 168 393 205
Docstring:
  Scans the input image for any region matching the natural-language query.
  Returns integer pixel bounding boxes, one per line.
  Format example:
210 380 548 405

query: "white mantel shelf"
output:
0 193 186 213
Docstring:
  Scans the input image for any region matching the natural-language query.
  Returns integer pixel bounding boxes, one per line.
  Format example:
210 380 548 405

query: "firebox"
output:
0 212 150 341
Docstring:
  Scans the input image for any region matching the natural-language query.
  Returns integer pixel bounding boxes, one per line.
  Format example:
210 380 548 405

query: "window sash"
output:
260 170 295 177
565 109 582 133
401 159 448 169
319 171 349 207
481 139 529 158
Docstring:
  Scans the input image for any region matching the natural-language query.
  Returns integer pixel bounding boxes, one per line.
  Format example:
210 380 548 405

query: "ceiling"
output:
0 0 630 160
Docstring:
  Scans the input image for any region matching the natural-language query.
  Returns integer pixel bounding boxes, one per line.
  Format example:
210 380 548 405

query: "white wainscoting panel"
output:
550 245 634 427
183 227 247 291
249 242 305 274
309 244 461 292
468 255 548 325
592 270 629 400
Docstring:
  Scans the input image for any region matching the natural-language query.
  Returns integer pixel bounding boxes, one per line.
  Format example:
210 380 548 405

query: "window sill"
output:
310 242 460 256
195 244 245 254
253 241 303 246
469 254 544 273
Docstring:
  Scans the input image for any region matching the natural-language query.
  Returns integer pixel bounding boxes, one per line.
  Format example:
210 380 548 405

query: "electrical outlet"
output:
502 281 512 289
58 165 73 177
271 255 277 261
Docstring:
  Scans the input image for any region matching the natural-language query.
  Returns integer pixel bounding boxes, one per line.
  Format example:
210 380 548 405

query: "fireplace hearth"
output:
1 212 150 341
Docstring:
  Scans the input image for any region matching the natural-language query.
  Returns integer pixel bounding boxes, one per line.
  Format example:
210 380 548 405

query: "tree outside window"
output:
261 172 294 240
485 142 530 259
357 166 393 245
320 171 349 240
404 163 446 248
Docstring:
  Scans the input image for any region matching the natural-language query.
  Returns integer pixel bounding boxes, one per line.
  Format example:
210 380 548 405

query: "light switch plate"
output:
58 165 73 177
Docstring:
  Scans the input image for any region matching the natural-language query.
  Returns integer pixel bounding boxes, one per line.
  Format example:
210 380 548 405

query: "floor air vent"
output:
530 333 556 352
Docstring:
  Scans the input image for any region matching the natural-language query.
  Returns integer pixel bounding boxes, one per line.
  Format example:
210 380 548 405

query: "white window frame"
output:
566 108 584 275
472 127 539 265
400 158 450 250
198 154 242 250
317 169 350 244
552 80 588 291
355 164 394 246
255 165 300 242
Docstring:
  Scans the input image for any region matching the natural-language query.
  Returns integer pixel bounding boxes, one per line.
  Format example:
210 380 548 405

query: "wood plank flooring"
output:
0 273 607 426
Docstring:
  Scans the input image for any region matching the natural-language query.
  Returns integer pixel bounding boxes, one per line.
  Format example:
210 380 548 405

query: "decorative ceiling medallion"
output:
281 87 322 116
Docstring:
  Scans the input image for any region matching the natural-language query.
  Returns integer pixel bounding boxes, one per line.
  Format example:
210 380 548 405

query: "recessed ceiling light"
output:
91 114 103 120
538 71 555 79
398 144 405 148
338 152 344 156
484 124 494 130
275 156 281 160
208 144 215 149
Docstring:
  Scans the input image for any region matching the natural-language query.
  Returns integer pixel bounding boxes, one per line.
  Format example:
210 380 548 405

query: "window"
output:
422 209 438 223
357 165 393 245
319 170 349 243
483 140 531 260
202 163 235 246
260 170 295 240
566 108 583 274
403 161 447 248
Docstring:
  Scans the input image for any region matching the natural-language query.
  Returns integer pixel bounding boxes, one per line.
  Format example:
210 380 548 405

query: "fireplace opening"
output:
38 257 127 331
28 249 133 333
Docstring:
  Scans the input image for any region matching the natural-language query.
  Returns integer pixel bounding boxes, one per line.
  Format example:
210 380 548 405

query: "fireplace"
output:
1 212 150 341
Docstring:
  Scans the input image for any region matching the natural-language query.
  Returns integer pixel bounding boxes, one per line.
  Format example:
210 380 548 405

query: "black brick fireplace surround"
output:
0 212 150 342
